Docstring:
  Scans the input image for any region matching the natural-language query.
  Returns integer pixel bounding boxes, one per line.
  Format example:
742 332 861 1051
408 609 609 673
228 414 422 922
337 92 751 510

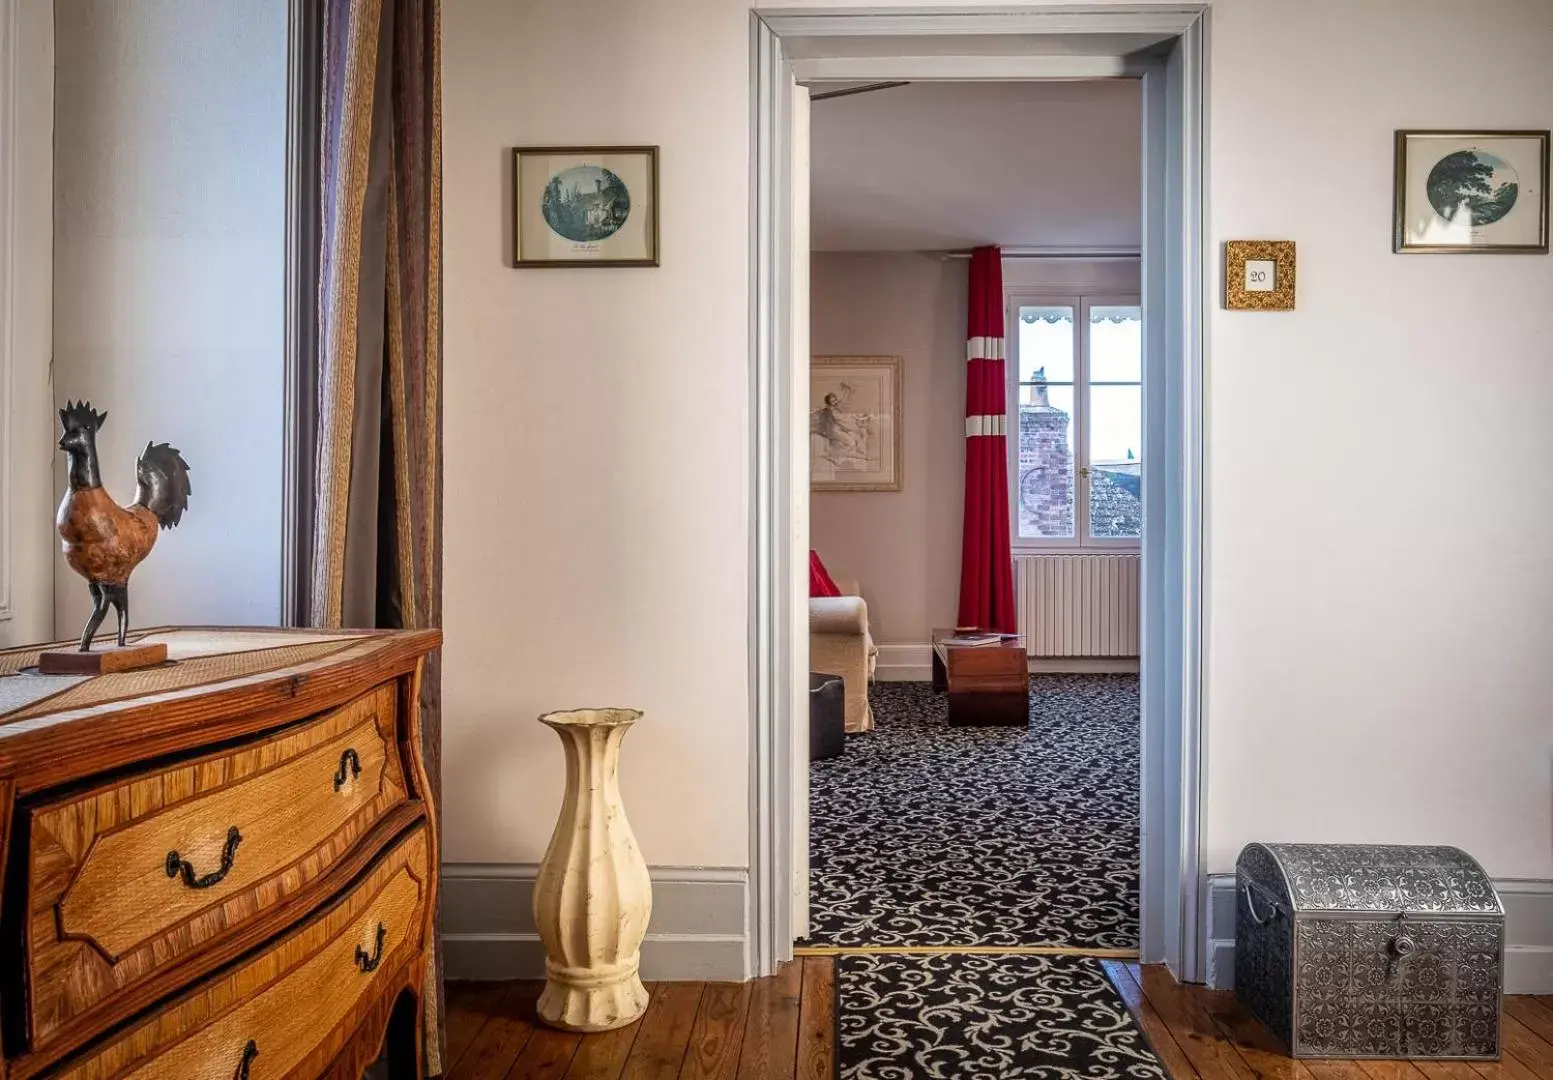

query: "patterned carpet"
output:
838 953 1167 1080
806 676 1139 949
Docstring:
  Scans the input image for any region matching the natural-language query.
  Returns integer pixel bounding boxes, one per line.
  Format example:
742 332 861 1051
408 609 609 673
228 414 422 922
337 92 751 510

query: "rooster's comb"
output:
59 400 107 433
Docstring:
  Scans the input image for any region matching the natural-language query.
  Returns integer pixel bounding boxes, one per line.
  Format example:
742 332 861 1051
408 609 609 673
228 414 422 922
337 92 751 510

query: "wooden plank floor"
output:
1101 961 1553 1080
443 959 831 1080
444 962 1553 1080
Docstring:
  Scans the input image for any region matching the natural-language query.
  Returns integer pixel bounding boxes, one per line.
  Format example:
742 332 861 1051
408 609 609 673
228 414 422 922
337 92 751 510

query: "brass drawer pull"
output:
355 922 388 973
165 825 242 889
233 1039 258 1080
333 747 362 791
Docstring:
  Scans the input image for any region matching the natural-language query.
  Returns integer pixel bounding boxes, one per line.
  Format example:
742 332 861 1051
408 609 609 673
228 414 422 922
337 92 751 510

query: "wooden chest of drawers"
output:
0 628 441 1080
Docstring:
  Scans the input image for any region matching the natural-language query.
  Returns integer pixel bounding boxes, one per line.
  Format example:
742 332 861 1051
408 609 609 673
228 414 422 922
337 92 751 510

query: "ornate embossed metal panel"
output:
1235 843 1503 1060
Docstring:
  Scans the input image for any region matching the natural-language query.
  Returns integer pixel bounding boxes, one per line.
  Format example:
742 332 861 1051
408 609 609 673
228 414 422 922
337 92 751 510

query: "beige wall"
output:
443 0 1553 882
0 1 56 647
809 253 966 646
442 0 752 866
51 1 288 633
1201 0 1553 876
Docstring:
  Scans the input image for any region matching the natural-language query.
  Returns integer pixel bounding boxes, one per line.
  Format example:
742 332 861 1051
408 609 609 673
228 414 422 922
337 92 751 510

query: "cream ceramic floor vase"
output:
533 707 653 1032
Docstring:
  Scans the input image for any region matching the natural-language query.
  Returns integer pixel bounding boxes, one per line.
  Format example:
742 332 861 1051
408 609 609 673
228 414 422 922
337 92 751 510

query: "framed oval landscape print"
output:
1394 130 1549 253
513 146 659 267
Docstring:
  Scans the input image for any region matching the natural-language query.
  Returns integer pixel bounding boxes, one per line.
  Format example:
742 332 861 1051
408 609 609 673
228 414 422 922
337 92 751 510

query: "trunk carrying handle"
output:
1243 882 1283 925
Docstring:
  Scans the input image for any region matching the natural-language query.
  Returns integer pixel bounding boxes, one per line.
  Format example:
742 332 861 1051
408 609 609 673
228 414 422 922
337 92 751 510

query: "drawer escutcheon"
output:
354 922 387 973
333 746 363 791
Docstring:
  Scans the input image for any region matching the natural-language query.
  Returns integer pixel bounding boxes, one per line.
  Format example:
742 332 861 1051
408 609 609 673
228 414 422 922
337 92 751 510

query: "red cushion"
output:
809 551 842 597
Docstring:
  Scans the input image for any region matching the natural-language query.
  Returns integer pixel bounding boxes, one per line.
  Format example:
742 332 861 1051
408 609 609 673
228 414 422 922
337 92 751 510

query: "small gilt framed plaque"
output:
1224 240 1296 311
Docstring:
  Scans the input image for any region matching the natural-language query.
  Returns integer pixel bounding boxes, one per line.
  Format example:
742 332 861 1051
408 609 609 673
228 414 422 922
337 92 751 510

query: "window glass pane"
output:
1016 305 1075 383
1089 305 1142 383
1017 379 1071 407
1088 384 1142 540
1017 382 1075 540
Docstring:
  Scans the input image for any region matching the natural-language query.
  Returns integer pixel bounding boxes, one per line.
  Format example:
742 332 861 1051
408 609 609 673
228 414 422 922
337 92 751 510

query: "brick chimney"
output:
1017 379 1073 537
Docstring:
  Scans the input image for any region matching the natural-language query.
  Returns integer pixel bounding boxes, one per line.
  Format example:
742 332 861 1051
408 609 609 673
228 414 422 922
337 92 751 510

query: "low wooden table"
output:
931 628 1029 726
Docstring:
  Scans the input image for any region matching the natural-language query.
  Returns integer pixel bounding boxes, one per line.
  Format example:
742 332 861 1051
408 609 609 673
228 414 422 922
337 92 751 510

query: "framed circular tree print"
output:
1394 130 1549 254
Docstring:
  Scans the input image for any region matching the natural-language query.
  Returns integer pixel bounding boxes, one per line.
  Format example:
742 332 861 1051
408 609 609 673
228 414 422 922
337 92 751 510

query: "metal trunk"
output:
1234 843 1503 1060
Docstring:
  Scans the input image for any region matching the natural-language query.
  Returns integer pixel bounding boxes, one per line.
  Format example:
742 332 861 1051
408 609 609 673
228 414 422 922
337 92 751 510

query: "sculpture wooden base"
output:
38 642 169 675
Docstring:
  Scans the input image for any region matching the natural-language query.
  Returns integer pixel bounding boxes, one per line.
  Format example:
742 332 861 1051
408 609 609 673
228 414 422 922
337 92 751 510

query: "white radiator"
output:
1015 554 1141 658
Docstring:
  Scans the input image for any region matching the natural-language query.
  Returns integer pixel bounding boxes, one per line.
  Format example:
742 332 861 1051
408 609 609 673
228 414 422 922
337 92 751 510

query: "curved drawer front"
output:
26 684 407 1049
56 826 431 1080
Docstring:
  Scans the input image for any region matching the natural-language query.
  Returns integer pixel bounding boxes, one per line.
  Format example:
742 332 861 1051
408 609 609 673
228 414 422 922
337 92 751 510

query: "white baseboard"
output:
1204 873 1238 989
1204 873 1553 994
874 643 932 682
441 864 749 982
873 642 1140 682
1499 879 1553 996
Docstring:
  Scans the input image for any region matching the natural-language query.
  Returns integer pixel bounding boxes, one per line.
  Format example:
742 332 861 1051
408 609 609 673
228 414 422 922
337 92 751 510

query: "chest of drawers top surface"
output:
0 627 440 792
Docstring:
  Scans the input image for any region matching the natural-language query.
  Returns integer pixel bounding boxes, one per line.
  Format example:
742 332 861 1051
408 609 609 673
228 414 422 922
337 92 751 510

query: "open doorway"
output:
802 79 1145 954
748 7 1208 986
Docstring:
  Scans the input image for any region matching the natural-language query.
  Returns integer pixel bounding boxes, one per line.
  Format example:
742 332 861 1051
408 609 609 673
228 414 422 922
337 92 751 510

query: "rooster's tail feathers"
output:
137 442 192 529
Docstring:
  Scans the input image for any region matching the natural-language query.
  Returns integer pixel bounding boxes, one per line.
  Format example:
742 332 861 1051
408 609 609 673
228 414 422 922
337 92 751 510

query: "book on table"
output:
941 632 1003 647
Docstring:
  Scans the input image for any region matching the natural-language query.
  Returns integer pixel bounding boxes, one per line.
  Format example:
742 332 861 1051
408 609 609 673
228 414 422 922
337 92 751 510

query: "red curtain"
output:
956 247 1017 632
809 551 842 598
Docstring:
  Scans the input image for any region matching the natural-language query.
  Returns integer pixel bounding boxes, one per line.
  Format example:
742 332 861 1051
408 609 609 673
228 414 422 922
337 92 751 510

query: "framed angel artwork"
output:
810 355 903 492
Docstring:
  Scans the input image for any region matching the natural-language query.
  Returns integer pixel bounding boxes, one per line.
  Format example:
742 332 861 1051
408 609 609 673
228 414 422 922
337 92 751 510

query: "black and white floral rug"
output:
838 953 1166 1080
806 676 1139 949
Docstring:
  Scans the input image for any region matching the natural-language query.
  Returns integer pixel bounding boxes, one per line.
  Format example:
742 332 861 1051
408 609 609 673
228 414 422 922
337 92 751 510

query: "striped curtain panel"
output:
314 0 443 1069
957 246 1018 633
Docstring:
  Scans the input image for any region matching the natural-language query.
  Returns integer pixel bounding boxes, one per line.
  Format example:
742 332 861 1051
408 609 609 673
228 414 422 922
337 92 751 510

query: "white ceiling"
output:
809 80 1142 252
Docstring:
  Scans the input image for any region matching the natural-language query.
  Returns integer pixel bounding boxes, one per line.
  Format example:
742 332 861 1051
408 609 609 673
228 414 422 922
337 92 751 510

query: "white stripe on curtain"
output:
966 335 1006 361
965 414 1008 437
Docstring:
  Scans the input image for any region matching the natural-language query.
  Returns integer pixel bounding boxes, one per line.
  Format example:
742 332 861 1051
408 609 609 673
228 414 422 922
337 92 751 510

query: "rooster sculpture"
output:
56 401 191 652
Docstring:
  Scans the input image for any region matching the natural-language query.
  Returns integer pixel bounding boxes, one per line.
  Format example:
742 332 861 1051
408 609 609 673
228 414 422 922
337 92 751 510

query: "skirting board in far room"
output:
873 643 1139 682
441 863 749 983
1203 874 1553 994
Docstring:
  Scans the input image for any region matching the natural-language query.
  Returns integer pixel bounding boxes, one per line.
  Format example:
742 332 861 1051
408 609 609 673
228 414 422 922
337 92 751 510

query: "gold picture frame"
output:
511 145 660 268
1223 240 1296 311
810 356 904 492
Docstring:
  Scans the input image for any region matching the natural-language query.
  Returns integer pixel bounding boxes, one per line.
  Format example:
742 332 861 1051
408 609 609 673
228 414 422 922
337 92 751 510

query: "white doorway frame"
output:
748 5 1209 983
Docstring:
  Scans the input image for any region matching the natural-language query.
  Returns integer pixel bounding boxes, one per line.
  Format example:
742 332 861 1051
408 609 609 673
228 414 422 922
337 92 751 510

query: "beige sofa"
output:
809 578 877 733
